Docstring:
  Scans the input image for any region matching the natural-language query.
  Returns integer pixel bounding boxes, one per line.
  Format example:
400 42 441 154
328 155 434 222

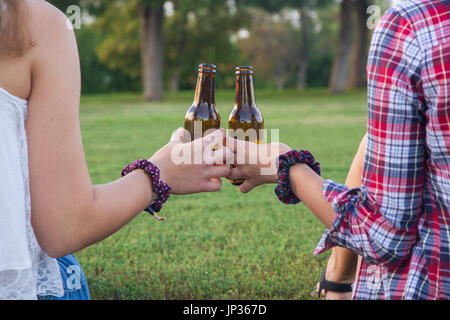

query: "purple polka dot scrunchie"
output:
121 159 171 221
275 150 321 205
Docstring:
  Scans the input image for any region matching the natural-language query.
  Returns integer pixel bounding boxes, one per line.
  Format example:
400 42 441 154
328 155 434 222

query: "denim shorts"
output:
38 254 90 300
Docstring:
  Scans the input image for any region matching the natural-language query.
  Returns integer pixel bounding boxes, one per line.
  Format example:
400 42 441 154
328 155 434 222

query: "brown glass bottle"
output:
184 64 220 142
228 66 264 186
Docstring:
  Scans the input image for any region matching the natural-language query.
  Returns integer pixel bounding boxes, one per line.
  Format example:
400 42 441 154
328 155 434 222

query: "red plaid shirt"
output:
315 0 450 299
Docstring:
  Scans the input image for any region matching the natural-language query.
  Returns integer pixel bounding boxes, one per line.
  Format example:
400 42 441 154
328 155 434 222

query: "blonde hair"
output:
0 0 32 56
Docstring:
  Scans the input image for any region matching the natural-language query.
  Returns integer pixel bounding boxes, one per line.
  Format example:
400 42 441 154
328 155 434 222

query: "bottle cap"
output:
236 66 253 70
236 66 253 75
199 63 216 73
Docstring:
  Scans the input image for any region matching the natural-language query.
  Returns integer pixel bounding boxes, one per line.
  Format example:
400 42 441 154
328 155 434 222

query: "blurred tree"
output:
306 5 339 88
76 27 140 94
46 0 397 94
46 0 139 93
76 27 110 94
140 0 165 101
296 8 309 90
93 0 244 94
328 0 353 94
237 8 301 90
94 1 141 80
79 0 164 101
164 0 245 92
347 0 370 89
238 0 333 90
164 0 189 92
237 0 331 12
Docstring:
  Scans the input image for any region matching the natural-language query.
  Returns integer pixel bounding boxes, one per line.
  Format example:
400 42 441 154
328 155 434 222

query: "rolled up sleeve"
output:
314 180 419 267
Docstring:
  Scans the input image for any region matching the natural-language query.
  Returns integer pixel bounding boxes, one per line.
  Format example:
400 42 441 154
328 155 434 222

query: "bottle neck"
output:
193 72 215 106
235 74 256 108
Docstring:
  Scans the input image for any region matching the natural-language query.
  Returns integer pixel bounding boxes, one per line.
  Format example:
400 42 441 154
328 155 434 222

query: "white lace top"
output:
0 87 63 299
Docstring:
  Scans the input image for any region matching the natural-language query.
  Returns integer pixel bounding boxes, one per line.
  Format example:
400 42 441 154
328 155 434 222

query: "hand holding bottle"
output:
226 138 292 193
150 128 233 195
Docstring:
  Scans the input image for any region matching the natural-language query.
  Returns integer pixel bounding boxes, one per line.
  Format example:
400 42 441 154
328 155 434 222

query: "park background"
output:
47 0 398 299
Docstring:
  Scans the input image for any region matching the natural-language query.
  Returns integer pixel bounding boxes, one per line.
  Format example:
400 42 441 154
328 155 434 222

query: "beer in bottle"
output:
184 64 220 142
228 66 264 186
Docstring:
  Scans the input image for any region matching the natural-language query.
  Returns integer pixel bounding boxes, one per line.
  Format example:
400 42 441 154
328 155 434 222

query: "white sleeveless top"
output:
0 87 63 299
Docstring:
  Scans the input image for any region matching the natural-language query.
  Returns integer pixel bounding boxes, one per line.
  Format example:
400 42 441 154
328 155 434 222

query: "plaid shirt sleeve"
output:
314 7 426 268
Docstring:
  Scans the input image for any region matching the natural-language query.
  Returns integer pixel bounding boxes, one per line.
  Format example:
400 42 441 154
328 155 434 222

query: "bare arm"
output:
26 5 157 257
288 164 334 227
290 134 368 228
227 138 336 227
26 2 230 258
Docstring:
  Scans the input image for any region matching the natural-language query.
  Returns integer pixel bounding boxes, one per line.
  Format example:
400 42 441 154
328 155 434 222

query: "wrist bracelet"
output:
121 159 171 221
274 150 321 205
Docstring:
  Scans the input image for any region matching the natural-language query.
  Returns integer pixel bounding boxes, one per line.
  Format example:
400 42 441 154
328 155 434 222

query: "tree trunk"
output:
140 4 164 101
275 75 284 91
347 0 369 89
170 69 181 92
169 10 188 93
296 8 309 90
328 0 354 94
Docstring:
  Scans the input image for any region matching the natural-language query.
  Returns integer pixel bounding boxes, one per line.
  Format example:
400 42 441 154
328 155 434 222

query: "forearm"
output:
73 171 152 254
289 163 335 228
38 171 152 258
289 162 361 282
288 134 367 228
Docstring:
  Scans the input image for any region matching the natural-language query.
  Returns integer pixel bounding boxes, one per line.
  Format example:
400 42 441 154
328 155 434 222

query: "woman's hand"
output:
226 139 291 193
150 128 233 195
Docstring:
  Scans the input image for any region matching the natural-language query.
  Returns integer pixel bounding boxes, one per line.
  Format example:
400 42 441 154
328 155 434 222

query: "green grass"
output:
76 88 368 300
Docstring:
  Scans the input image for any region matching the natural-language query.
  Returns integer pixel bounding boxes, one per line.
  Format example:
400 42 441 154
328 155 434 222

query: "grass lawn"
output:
77 88 368 300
